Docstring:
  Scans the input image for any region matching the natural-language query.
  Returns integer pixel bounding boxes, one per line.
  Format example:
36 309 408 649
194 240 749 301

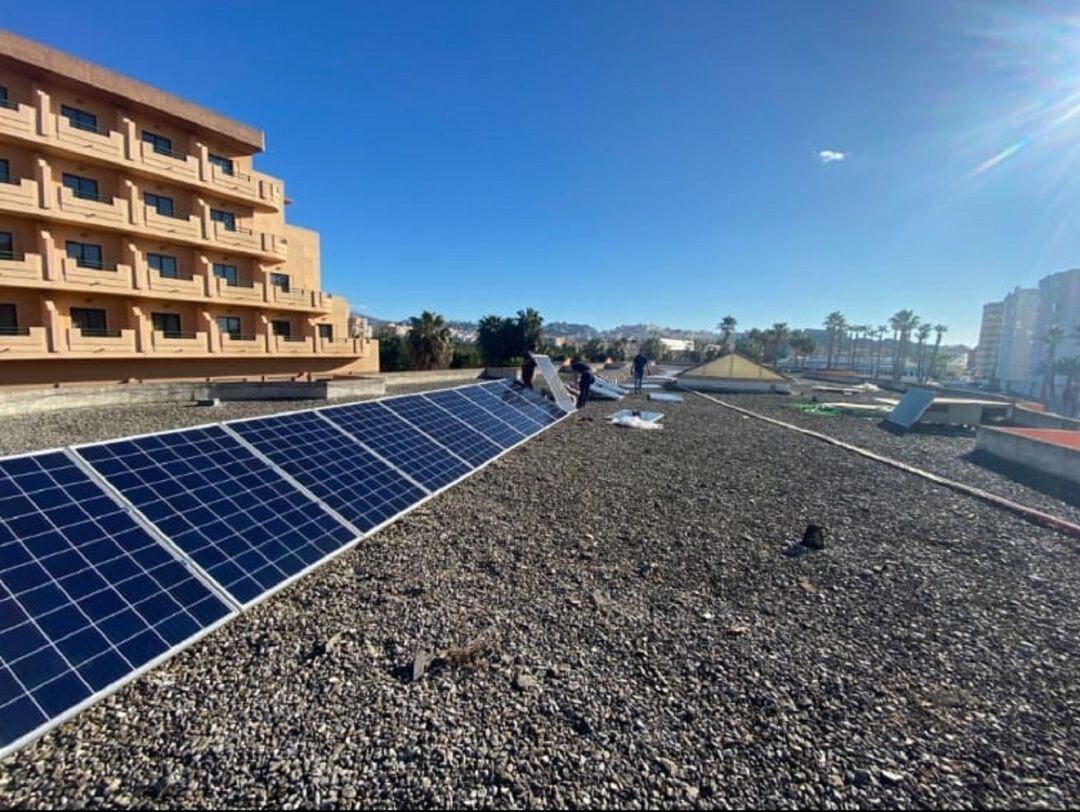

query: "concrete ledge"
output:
1010 405 1080 431
383 368 485 387
976 426 1080 487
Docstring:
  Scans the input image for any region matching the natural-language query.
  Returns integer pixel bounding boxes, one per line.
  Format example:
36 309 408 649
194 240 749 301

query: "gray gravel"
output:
0 387 1076 809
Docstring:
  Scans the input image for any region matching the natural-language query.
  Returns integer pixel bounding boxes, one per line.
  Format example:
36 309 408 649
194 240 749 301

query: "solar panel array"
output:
0 380 570 757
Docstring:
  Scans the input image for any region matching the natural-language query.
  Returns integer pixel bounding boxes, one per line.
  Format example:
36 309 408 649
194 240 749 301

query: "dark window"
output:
148 253 178 278
0 85 9 109
0 158 8 184
62 173 100 201
212 263 238 285
217 316 241 338
210 209 236 231
141 131 174 157
145 192 175 217
271 320 291 337
151 312 182 338
208 154 234 176
70 308 107 335
60 105 99 134
0 304 17 334
318 324 333 340
65 241 104 269
0 232 12 260
269 273 290 292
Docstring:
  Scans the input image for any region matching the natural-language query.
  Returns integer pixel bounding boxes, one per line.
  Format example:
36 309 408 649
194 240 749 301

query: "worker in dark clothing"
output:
631 351 649 393
571 360 595 409
520 347 538 390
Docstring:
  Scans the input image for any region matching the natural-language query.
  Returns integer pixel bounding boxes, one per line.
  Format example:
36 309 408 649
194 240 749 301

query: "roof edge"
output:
0 30 264 152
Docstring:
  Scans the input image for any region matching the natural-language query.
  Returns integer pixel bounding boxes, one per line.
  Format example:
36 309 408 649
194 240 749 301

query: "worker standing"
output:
520 347 538 390
631 350 649 393
571 360 595 409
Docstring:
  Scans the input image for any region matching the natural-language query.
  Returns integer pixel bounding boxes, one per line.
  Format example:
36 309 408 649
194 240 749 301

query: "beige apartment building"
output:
0 30 377 386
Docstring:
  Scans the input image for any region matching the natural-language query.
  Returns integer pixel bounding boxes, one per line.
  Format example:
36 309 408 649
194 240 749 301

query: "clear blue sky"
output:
8 0 1079 344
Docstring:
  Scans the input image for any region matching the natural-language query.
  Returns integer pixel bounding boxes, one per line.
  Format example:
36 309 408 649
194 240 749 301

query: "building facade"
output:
0 31 377 385
994 287 1039 396
973 300 1004 384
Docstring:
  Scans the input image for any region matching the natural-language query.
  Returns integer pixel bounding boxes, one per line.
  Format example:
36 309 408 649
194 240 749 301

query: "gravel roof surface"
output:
0 387 1077 809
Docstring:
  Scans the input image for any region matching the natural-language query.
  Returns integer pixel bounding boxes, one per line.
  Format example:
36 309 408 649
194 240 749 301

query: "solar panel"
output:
424 387 528 449
75 427 356 607
0 451 232 756
482 380 560 425
380 394 503 466
517 384 571 422
226 411 428 533
529 354 576 412
320 402 473 492
456 385 546 435
886 388 937 429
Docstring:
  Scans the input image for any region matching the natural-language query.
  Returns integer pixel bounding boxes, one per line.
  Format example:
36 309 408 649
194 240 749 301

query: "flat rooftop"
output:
0 30 264 151
0 383 1075 808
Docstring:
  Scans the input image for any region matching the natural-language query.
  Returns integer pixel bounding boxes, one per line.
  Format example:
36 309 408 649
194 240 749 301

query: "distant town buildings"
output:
973 302 1004 384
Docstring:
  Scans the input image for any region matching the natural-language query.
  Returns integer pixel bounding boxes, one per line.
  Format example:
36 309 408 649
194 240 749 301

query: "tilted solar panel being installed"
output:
0 451 233 756
320 401 473 492
0 380 571 758
75 427 356 608
226 410 428 533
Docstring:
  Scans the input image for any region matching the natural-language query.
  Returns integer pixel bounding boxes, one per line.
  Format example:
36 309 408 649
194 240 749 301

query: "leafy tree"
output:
516 308 544 351
789 331 816 368
717 315 738 353
873 324 889 378
1040 324 1067 402
449 341 482 369
639 336 665 361
376 328 410 372
582 338 607 362
823 311 846 369
476 315 518 366
766 322 790 364
927 324 947 384
405 310 451 370
736 328 767 362
1057 356 1080 416
606 338 629 362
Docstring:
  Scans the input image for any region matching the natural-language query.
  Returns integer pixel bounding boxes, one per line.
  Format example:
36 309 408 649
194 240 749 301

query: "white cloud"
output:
818 150 847 164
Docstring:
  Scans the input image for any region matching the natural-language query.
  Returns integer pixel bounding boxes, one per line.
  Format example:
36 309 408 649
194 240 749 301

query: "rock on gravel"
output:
0 385 1076 809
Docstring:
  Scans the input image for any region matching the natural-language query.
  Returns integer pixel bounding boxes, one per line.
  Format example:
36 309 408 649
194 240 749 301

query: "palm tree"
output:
927 324 947 383
717 315 737 353
1057 356 1080 417
1040 325 1067 402
767 322 790 364
406 310 451 370
915 323 932 382
515 308 544 352
824 311 846 370
847 324 868 371
889 309 919 380
872 324 887 379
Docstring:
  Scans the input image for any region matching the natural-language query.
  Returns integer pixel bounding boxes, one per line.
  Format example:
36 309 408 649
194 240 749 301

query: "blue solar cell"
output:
380 394 503 466
320 402 472 492
228 411 428 533
516 385 569 421
424 388 528 449
481 380 559 426
457 385 545 435
0 451 232 755
77 427 356 607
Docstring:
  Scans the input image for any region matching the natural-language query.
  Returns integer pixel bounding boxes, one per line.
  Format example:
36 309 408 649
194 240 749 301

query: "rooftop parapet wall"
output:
0 30 264 151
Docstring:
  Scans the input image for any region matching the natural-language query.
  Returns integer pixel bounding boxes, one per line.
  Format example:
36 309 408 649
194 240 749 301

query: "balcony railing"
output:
0 326 47 356
319 337 363 355
144 206 201 239
211 220 260 250
0 251 44 285
274 334 314 354
220 332 264 353
151 330 208 354
55 115 125 160
68 327 137 353
59 257 135 290
213 275 263 302
0 177 39 215
138 140 199 181
209 162 256 196
0 100 34 138
57 185 127 223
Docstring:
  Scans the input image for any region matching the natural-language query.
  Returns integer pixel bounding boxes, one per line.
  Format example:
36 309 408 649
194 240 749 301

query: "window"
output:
210 209 236 231
60 105 99 134
0 85 11 110
217 316 241 339
0 304 17 335
145 192 175 217
208 153 234 176
65 241 104 269
148 253 178 278
0 232 12 261
212 263 238 285
0 159 8 184
142 131 175 157
70 308 107 335
269 273 290 292
271 320 291 337
62 173 100 201
151 312 182 338
318 324 333 340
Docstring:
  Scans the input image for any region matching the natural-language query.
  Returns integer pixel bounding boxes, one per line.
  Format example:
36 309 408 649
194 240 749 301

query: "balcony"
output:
0 100 34 139
138 140 199 182
0 177 40 216
0 326 47 357
275 334 314 354
144 206 202 240
67 327 136 353
0 252 44 286
213 276 263 303
57 185 127 225
209 163 257 198
266 284 313 307
150 330 209 354
211 220 260 251
143 266 204 297
255 173 284 207
59 257 135 291
319 337 362 355
55 115 125 161
219 333 264 354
